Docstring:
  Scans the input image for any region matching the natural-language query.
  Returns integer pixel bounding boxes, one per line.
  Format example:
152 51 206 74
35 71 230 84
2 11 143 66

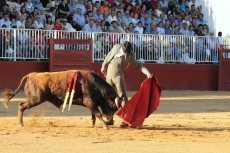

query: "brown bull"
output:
2 70 119 130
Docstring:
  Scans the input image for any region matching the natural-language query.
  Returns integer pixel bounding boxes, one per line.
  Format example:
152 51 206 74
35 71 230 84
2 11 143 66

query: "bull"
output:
2 70 119 130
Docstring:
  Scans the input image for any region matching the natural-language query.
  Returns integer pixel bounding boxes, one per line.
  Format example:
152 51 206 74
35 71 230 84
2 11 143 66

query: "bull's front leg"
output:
83 97 109 130
91 112 96 126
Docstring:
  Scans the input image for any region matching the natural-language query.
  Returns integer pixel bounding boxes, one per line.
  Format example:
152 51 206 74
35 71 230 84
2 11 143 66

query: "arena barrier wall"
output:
0 62 218 91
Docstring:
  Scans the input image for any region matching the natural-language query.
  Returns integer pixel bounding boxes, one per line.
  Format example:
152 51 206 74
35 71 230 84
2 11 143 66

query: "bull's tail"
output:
2 75 28 109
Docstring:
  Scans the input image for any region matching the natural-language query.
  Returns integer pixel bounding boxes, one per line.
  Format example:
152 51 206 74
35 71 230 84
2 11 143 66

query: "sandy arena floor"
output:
0 90 230 153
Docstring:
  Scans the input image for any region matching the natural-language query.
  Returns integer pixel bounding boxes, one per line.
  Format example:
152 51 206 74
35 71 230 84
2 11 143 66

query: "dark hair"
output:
122 41 132 54
46 16 53 25
218 31 222 37
2 24 7 28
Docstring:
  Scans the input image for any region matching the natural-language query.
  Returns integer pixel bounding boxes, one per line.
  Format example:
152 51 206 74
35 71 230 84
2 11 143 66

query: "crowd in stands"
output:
0 0 225 62
0 0 212 35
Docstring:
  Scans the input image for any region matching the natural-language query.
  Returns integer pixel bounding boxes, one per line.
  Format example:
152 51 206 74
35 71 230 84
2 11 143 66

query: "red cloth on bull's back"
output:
116 75 162 127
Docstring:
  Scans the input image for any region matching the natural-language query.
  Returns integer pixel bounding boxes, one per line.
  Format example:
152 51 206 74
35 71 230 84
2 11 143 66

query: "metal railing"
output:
0 28 227 64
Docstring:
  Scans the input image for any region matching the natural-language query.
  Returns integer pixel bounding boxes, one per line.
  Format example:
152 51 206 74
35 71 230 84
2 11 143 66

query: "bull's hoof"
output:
18 122 24 127
91 118 96 126
105 120 114 125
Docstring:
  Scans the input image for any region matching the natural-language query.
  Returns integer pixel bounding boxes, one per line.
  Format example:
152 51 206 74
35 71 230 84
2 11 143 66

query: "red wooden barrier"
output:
49 38 93 72
218 45 230 91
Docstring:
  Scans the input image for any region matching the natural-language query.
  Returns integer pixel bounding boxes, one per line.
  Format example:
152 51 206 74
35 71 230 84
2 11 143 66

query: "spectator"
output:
93 1 101 12
127 22 134 33
115 3 124 15
188 0 201 10
156 21 165 35
159 0 168 12
140 12 151 30
48 7 56 22
134 21 143 34
202 23 209 36
16 15 26 28
180 0 189 12
156 13 166 25
108 20 120 33
45 0 56 11
24 0 34 14
173 25 180 35
15 0 24 13
44 15 54 30
106 9 117 24
190 4 198 19
100 0 110 14
53 17 63 30
2 4 13 19
62 18 75 31
33 0 43 11
30 7 40 22
164 21 171 35
17 25 29 57
82 19 97 32
122 10 132 27
57 0 71 21
145 22 157 34
116 11 122 26
85 0 94 12
100 20 108 32
132 2 142 17
118 20 126 33
132 13 139 27
179 22 190 36
25 16 35 29
174 15 182 27
94 19 102 32
196 13 207 25
174 4 182 16
76 0 87 15
39 7 46 23
20 6 29 19
205 31 218 60
86 10 95 23
67 0 77 15
188 25 195 36
194 24 204 36
33 15 44 29
182 15 190 25
93 8 103 21
10 17 17 28
0 13 12 28
6 0 16 13
72 8 86 31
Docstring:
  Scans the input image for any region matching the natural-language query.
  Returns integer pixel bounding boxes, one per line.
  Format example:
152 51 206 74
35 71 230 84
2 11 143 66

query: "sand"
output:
0 90 230 153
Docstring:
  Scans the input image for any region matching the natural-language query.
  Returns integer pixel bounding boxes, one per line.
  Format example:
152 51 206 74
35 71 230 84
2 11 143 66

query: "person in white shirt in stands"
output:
16 15 26 28
62 18 75 32
0 13 12 28
217 31 228 58
134 21 143 34
33 15 44 29
106 9 117 24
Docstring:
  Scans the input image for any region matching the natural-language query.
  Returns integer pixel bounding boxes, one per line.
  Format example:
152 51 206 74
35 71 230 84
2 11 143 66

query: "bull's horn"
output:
115 97 122 109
